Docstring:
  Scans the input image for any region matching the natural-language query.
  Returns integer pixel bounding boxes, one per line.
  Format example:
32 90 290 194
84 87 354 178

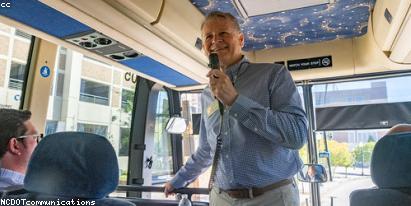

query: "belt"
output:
221 179 293 199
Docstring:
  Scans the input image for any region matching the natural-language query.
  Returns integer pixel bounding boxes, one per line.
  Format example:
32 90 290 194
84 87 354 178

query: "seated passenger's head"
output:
0 109 37 174
385 124 411 136
24 132 119 199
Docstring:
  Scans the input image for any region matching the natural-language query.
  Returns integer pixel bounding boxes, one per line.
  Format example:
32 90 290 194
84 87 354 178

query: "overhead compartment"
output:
102 0 164 24
373 0 410 51
150 0 205 60
372 0 411 63
390 9 411 63
102 0 206 64
41 0 209 85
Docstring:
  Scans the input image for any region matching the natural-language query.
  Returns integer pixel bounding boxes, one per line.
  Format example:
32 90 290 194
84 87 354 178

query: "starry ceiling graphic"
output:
191 0 376 51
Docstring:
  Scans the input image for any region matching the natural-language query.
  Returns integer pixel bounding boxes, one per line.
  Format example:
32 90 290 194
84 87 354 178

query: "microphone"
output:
208 53 224 116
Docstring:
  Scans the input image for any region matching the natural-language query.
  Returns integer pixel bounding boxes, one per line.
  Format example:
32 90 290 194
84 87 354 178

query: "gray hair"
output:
201 11 241 32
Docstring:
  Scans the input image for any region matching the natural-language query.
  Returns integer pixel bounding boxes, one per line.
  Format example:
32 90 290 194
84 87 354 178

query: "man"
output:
165 11 307 205
0 109 40 189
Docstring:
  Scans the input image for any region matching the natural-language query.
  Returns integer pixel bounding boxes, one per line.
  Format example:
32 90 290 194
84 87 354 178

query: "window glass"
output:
57 47 66 71
80 79 110 106
121 89 134 111
0 23 32 109
49 48 66 97
152 89 173 183
119 127 130 156
8 62 25 90
312 76 411 107
295 85 310 205
45 120 58 135
310 76 411 206
297 86 305 109
180 92 208 201
55 73 65 97
15 29 31 40
77 123 108 136
315 129 384 206
46 47 136 185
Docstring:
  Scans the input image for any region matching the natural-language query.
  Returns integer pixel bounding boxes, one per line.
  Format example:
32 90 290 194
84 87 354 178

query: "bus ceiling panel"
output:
191 0 376 51
0 0 92 38
0 0 201 87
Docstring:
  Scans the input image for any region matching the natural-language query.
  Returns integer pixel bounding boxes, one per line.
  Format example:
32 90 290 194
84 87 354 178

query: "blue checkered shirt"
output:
171 57 308 190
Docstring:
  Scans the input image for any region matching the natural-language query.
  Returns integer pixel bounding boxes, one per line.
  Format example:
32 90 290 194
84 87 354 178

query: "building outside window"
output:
152 89 173 183
46 47 136 187
77 123 108 137
45 120 58 135
8 61 25 90
119 127 130 157
0 22 32 109
121 89 134 112
80 79 110 106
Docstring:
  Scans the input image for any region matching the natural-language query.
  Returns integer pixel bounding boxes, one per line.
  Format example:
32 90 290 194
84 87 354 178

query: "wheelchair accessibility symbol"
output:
40 66 50 78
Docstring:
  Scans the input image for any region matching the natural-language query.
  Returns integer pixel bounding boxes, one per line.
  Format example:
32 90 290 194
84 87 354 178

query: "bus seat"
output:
0 185 26 198
21 132 134 205
350 132 411 206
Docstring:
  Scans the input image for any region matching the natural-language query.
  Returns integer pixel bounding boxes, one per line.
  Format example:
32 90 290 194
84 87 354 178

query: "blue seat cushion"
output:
371 132 411 188
24 132 119 199
350 188 411 206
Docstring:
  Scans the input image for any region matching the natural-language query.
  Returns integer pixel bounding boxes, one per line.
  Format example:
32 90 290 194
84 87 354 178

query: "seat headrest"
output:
24 132 119 199
371 132 411 189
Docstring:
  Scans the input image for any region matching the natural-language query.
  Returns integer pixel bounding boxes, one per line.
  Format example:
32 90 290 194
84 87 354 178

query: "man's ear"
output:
7 138 22 155
239 33 245 48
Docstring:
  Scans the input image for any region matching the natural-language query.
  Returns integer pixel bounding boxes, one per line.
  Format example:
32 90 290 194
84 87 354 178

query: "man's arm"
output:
229 66 308 149
168 113 213 189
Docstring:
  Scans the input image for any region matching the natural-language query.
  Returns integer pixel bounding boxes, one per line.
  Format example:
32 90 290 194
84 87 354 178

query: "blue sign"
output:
40 66 50 78
14 94 20 101
319 151 330 158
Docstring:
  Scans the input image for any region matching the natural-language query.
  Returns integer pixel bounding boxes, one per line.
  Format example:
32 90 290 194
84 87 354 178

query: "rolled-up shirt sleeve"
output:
229 66 308 149
170 113 213 189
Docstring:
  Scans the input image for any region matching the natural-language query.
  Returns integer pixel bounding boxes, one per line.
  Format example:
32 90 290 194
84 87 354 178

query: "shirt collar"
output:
0 168 25 185
225 56 249 82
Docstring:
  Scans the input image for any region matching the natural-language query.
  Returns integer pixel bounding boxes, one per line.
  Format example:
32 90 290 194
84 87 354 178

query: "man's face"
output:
19 120 38 164
202 17 244 69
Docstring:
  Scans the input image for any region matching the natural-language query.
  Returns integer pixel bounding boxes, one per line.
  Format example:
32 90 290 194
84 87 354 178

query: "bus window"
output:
46 47 136 184
312 75 411 206
180 92 209 201
297 86 305 110
140 85 175 200
294 85 311 205
0 22 32 109
152 88 173 183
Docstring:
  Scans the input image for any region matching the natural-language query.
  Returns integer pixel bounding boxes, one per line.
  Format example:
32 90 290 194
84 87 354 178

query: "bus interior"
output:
1 0 411 205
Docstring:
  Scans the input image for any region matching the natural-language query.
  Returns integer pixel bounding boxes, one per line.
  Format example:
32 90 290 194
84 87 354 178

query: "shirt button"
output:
225 155 229 158
224 132 228 135
234 113 238 117
254 127 258 131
